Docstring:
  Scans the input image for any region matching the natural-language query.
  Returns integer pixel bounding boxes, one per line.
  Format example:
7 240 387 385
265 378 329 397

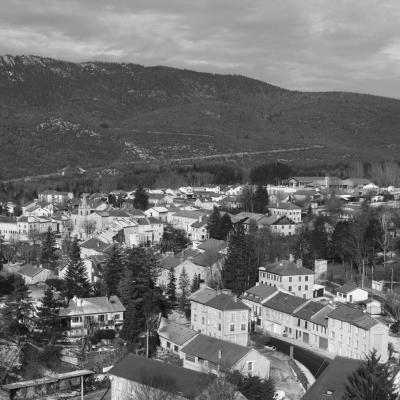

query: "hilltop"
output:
1 55 400 180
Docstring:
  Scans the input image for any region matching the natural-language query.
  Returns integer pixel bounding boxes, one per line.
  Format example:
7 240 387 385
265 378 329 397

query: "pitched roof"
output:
269 202 301 210
327 304 380 330
260 260 313 276
160 254 183 270
109 353 211 398
262 291 307 314
293 301 326 321
336 282 362 294
172 210 207 219
302 356 362 400
311 304 335 327
191 220 207 228
157 318 198 346
205 293 249 311
59 295 126 317
242 284 278 303
181 334 250 369
79 237 109 252
192 251 224 267
197 239 228 252
18 264 45 278
190 287 217 304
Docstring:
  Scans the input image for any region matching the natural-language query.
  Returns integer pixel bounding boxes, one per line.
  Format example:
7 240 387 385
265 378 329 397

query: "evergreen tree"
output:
343 350 397 400
68 237 81 263
36 287 65 342
40 228 58 269
117 267 135 306
161 224 191 254
253 185 269 213
190 274 200 293
166 268 177 303
178 268 191 318
219 213 233 240
222 224 257 295
207 207 221 239
103 244 125 296
63 260 91 300
241 185 254 212
133 185 149 210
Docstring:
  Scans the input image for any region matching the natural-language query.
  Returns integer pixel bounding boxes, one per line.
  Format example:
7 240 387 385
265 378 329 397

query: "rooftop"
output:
79 237 109 252
181 334 250 369
293 301 326 322
59 295 125 317
328 304 380 330
157 318 198 346
205 293 249 312
18 264 46 278
242 284 278 303
109 353 211 398
197 238 228 253
262 291 307 314
260 259 313 276
336 282 363 294
190 287 217 304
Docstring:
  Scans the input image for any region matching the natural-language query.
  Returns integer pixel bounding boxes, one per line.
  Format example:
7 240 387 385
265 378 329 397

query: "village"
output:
1 175 400 400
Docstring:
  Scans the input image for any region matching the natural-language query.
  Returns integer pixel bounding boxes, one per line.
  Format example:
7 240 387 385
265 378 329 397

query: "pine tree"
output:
343 350 397 400
166 268 177 303
40 228 58 269
253 185 269 213
207 207 221 239
222 224 257 295
63 260 91 300
36 287 64 342
219 213 233 240
103 244 125 296
68 237 81 263
117 267 135 306
190 274 200 293
133 185 149 210
178 268 191 318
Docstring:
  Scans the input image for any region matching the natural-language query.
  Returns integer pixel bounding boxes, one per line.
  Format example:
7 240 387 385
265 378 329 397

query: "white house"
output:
335 283 368 304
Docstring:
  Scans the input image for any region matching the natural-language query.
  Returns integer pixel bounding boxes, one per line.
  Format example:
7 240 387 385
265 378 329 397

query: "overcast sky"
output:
1 0 399 98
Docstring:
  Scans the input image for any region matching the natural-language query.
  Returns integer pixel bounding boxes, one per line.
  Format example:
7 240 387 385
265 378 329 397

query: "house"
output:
59 295 125 339
197 238 228 254
258 291 307 335
181 334 270 379
17 264 53 285
268 203 302 223
21 200 54 217
0 216 19 241
258 259 315 299
144 207 169 222
327 304 389 361
335 283 368 304
79 237 111 258
302 356 362 400
158 317 199 354
190 288 250 346
109 353 227 400
241 284 278 329
169 210 208 237
189 220 209 242
38 190 73 205
262 215 297 236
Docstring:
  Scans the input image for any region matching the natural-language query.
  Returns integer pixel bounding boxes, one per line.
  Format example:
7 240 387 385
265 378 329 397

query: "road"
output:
268 337 331 378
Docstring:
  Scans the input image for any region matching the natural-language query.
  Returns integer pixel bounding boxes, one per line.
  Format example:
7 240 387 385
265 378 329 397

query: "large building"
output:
190 287 250 346
258 259 315 299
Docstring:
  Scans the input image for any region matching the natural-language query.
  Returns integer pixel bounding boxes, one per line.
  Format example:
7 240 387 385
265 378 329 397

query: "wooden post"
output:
81 375 84 400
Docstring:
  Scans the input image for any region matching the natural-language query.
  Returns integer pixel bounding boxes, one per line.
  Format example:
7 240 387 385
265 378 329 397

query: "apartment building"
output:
190 287 250 346
258 259 315 299
327 304 389 362
268 203 302 223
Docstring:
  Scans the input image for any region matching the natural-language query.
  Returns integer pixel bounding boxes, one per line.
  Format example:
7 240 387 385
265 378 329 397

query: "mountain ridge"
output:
1 54 399 180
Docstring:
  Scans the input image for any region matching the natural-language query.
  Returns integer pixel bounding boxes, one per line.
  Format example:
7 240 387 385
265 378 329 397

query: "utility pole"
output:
391 268 394 292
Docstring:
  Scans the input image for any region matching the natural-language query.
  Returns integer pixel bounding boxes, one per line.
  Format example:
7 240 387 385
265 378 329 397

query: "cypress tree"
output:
219 213 233 240
63 260 91 299
190 274 200 293
133 185 149 210
68 237 81 263
207 207 221 239
178 268 190 318
253 185 269 213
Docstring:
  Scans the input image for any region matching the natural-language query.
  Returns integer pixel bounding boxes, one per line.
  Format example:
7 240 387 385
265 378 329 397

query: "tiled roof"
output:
269 203 301 210
79 238 109 252
157 318 198 346
205 293 249 311
190 287 217 304
59 295 125 317
109 353 210 398
160 254 183 270
18 264 44 278
242 284 278 303
327 304 380 330
181 334 250 369
262 291 307 314
310 304 335 327
336 282 360 295
197 239 228 253
191 220 207 228
293 301 326 321
260 260 313 276
172 210 207 219
192 251 224 267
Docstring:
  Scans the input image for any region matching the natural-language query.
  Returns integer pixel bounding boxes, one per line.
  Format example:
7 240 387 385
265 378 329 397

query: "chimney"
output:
289 254 295 263
296 259 303 269
275 257 279 263
233 295 238 302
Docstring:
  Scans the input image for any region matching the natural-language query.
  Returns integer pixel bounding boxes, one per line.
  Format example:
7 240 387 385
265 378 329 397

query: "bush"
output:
91 329 116 345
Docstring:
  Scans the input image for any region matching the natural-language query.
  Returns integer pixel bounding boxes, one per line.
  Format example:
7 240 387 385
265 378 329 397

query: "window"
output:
230 324 235 332
202 317 205 325
331 331 335 338
218 323 221 331
247 361 254 372
71 317 81 323
174 345 179 352
299 277 302 282
114 314 120 320
347 337 351 345
241 323 246 331
339 334 343 343
289 277 292 282
305 276 309 282
298 286 301 291
98 314 105 322
305 285 308 291
289 286 292 291
167 341 171 349
194 314 197 322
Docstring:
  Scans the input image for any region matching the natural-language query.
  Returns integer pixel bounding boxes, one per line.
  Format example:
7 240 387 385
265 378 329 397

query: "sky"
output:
1 0 400 98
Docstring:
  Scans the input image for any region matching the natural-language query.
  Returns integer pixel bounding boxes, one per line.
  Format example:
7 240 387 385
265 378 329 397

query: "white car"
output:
264 344 277 351
273 390 286 400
